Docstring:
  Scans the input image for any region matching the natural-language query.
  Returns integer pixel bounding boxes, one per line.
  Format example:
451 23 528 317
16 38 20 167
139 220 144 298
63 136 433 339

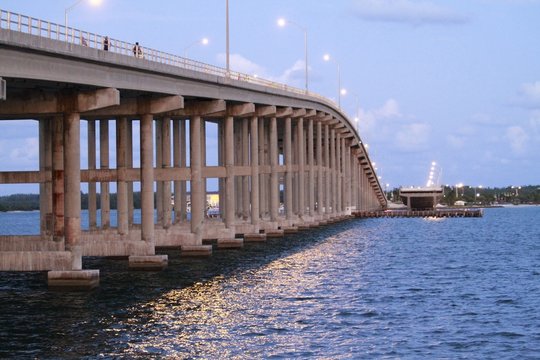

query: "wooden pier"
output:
353 208 483 218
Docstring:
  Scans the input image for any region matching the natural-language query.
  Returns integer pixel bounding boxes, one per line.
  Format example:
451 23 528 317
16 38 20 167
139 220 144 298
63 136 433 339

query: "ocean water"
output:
0 206 539 359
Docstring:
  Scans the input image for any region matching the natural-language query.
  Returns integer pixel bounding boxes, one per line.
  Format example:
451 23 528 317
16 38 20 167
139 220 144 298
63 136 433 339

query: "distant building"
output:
399 187 444 210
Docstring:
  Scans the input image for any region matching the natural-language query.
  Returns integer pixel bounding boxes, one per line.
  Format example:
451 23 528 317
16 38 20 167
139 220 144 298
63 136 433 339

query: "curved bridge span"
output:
0 10 385 288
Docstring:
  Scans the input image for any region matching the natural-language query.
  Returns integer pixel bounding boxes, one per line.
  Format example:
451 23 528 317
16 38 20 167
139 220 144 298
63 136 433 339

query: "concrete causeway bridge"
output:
0 9 386 288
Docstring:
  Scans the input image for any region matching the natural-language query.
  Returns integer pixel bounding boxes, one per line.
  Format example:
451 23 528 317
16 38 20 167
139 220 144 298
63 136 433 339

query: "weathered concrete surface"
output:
0 236 63 251
0 251 72 271
217 238 244 249
243 233 267 242
180 245 212 257
128 255 168 271
48 270 99 290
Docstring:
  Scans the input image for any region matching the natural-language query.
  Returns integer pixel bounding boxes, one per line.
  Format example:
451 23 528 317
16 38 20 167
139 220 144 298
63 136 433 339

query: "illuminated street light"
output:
277 17 309 93
183 37 209 58
323 53 343 108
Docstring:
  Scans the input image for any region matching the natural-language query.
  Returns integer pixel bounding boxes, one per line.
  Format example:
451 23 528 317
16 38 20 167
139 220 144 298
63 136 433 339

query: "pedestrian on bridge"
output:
133 42 144 59
102 36 110 51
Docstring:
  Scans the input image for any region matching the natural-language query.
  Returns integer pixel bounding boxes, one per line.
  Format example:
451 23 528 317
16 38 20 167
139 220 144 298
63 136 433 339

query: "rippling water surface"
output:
1 207 539 359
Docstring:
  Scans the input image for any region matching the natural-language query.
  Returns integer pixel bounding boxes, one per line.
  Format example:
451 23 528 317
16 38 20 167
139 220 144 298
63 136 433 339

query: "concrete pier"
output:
0 13 387 289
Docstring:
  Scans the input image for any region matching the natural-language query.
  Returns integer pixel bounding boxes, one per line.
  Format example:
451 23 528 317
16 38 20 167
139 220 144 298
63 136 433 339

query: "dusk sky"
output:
1 0 539 195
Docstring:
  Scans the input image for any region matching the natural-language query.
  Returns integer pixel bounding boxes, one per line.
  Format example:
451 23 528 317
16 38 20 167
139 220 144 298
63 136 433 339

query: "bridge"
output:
0 9 386 288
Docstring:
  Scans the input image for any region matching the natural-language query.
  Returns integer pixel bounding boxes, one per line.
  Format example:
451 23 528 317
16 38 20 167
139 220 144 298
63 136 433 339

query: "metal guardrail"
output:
0 8 336 107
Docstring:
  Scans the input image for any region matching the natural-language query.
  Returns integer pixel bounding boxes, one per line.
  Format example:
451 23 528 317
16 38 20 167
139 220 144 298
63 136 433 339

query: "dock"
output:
353 208 483 218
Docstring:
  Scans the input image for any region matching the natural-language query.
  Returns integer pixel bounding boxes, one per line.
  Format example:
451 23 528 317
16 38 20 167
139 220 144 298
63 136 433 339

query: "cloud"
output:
395 122 431 151
358 98 402 135
516 81 540 108
217 53 269 78
505 126 528 154
351 0 468 26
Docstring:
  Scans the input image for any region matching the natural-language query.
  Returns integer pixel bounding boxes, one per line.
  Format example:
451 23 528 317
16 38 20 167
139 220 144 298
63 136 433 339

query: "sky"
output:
1 0 540 195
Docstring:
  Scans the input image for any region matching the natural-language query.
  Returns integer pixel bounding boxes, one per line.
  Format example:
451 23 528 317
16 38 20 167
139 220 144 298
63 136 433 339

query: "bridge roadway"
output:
0 10 386 288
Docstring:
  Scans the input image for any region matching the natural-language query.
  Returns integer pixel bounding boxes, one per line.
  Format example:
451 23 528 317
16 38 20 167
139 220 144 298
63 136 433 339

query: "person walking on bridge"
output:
102 36 110 51
133 42 144 59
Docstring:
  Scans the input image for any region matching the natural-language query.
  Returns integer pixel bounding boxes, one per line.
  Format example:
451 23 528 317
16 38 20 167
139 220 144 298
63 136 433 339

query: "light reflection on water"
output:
0 207 539 358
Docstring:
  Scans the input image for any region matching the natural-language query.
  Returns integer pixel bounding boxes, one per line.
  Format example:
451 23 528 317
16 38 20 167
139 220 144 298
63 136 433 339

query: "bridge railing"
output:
0 10 336 104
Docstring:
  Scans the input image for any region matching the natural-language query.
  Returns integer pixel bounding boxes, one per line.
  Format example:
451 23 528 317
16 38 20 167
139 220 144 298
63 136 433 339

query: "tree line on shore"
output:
0 192 143 212
387 185 540 206
1 185 539 211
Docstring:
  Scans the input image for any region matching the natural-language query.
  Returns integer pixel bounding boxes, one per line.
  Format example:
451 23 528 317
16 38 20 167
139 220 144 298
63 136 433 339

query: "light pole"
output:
277 18 308 93
183 37 209 58
323 54 345 108
65 0 102 39
226 0 230 77
474 185 483 204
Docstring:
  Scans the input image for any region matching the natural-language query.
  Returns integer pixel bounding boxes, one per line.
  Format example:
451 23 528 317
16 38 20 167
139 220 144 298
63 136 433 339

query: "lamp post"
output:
323 54 345 108
65 0 102 39
277 18 308 93
226 0 230 77
183 37 209 58
474 185 483 204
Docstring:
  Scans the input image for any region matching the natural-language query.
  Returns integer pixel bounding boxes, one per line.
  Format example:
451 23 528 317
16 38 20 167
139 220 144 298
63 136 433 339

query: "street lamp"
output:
183 37 209 58
277 17 309 93
323 53 345 108
474 185 483 203
226 0 230 76
65 0 102 39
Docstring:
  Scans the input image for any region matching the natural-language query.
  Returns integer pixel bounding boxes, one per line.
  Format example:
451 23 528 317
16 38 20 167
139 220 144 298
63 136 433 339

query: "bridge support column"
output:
87 119 97 230
39 118 53 239
307 118 315 217
225 115 236 230
116 116 129 236
127 120 134 227
296 117 305 219
64 112 82 268
330 128 336 217
99 119 110 229
155 118 163 227
162 117 172 229
284 117 293 221
269 117 279 222
242 118 250 220
337 135 343 214
52 115 64 243
190 115 204 243
250 116 260 228
316 121 323 217
140 114 155 245
258 117 266 220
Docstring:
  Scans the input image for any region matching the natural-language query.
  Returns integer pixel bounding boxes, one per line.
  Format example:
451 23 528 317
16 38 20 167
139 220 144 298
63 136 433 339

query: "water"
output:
1 207 539 359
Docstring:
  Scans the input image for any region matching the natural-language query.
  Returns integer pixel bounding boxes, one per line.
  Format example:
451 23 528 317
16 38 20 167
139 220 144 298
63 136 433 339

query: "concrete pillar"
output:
258 117 266 219
269 117 279 222
173 119 181 223
337 135 343 213
52 115 64 242
324 124 330 216
242 118 249 220
127 120 134 227
330 128 336 215
179 119 187 221
316 121 323 216
39 118 53 239
307 119 315 217
64 112 81 267
140 114 154 245
225 115 235 229
234 121 243 218
116 116 128 236
155 118 163 226
284 117 293 220
297 118 305 218
250 116 259 227
190 115 204 242
162 117 172 228
99 119 110 229
218 121 225 219
87 119 97 230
